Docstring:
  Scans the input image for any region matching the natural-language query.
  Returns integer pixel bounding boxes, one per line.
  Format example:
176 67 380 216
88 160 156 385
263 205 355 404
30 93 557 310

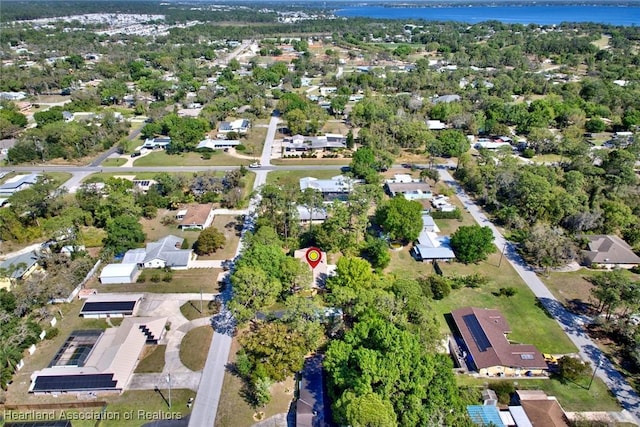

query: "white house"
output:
122 235 193 269
219 119 250 134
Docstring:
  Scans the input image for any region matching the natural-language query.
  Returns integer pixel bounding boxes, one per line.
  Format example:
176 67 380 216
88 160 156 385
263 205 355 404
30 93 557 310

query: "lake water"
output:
334 5 640 25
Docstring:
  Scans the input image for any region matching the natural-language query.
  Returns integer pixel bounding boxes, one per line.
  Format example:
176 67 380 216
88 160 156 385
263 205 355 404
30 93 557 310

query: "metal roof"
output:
467 405 506 427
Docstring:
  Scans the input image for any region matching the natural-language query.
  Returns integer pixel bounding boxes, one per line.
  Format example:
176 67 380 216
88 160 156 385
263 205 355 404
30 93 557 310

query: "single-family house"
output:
176 204 214 230
283 134 347 152
219 119 250 134
296 355 328 427
513 390 569 427
451 307 547 377
319 86 337 96
297 205 328 222
79 293 143 318
432 94 461 104
62 111 74 122
385 175 433 201
299 175 357 201
0 173 41 198
412 213 455 262
578 234 640 269
122 235 193 269
0 250 40 289
60 245 85 257
196 139 240 150
0 91 27 101
142 137 171 150
474 137 512 150
30 316 166 394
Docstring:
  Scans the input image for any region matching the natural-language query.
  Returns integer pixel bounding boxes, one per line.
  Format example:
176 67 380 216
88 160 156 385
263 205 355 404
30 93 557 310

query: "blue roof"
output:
467 405 505 427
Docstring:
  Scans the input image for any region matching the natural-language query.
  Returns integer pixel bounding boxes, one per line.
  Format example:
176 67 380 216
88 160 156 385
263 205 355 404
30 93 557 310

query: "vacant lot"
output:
141 208 202 243
180 326 213 371
197 214 243 261
215 338 295 427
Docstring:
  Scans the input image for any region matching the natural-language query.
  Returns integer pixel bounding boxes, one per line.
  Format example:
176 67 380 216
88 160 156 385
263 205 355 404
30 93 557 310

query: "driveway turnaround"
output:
438 166 640 424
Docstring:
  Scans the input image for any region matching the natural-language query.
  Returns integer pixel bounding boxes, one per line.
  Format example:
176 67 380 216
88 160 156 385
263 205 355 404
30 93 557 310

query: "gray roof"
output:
580 234 640 265
0 250 39 279
123 235 192 268
196 139 240 150
297 205 328 221
386 182 431 195
299 175 356 194
432 94 461 104
0 173 40 193
283 134 346 151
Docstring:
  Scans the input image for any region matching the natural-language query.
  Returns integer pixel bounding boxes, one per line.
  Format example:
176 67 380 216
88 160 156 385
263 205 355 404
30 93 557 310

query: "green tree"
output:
585 118 606 133
194 227 226 255
343 392 398 427
229 265 282 324
374 196 423 243
102 215 145 255
557 356 590 382
449 225 495 264
362 235 391 270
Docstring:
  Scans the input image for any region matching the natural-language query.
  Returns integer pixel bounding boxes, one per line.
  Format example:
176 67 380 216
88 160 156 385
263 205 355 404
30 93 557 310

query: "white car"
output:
249 162 261 168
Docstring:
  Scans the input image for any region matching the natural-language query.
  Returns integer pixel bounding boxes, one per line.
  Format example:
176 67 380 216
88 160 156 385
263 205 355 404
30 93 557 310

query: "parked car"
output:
249 162 261 168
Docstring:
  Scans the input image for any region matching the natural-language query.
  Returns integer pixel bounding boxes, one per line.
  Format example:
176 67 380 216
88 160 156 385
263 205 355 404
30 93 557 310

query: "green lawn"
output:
45 172 73 186
101 158 127 167
389 246 576 354
134 345 166 373
79 226 107 247
100 269 222 294
456 375 621 412
180 300 220 321
97 389 196 426
134 151 252 167
180 326 213 371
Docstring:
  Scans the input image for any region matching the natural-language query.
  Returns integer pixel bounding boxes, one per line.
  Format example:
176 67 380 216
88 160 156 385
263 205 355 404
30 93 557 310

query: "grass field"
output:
456 375 620 412
95 389 195 426
134 345 167 373
101 158 127 167
133 151 252 167
215 339 295 427
180 326 214 371
197 214 243 261
180 300 220 321
98 269 222 294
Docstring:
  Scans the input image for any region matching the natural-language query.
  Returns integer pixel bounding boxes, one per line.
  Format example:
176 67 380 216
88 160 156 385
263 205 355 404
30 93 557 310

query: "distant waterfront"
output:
334 5 640 25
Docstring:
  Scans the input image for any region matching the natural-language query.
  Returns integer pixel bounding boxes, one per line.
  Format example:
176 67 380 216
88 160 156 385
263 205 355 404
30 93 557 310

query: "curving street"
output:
437 165 640 424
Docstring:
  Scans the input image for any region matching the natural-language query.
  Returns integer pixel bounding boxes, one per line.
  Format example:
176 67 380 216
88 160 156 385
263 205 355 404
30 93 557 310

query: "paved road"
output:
188 114 275 427
438 166 640 424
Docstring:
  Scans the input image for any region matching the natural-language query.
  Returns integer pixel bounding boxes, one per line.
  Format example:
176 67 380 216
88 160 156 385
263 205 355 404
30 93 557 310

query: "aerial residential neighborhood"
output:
1 1 640 427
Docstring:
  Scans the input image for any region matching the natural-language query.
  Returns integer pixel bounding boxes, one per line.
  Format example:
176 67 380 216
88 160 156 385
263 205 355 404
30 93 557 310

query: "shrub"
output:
522 148 535 158
201 152 212 160
150 272 162 283
136 273 146 283
162 273 173 282
488 381 515 404
430 209 462 220
430 276 452 299
495 287 517 297
236 144 246 151
45 327 59 340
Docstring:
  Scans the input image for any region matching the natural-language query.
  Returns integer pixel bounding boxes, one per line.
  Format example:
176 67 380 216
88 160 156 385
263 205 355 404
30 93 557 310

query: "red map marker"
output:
305 247 322 269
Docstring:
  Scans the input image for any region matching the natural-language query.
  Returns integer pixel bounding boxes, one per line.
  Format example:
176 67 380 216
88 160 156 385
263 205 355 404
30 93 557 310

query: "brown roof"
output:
521 399 569 426
179 204 213 227
580 234 640 265
451 307 547 370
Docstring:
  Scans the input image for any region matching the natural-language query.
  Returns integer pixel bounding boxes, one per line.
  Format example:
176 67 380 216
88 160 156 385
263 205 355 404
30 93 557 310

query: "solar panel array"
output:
462 314 492 352
80 301 136 313
32 374 117 392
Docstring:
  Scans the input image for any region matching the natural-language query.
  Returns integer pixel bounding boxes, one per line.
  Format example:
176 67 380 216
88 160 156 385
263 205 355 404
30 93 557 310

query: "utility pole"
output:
200 286 203 313
588 357 603 390
498 242 507 268
167 373 172 409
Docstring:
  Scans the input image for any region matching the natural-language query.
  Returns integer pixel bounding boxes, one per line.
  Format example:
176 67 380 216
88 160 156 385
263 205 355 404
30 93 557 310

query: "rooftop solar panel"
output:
463 314 492 352
32 374 117 392
80 301 136 313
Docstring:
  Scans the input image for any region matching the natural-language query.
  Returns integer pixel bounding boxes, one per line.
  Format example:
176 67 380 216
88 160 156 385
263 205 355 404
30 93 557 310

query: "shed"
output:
99 263 139 284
